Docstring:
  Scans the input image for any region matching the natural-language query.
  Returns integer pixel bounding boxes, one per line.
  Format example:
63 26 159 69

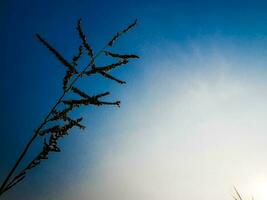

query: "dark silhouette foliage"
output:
0 18 139 197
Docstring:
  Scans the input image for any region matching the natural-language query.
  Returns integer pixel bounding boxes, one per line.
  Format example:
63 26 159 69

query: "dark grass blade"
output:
97 100 120 107
77 19 93 57
72 45 83 66
108 19 137 47
98 71 126 84
103 51 139 59
233 187 243 200
96 59 129 72
71 87 90 98
36 34 77 73
63 70 75 91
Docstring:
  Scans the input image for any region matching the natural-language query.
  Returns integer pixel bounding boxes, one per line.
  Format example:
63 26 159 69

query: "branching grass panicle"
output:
0 18 139 197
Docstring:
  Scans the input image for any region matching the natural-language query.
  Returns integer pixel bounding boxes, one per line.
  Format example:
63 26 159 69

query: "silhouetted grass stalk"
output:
0 18 139 197
233 187 255 200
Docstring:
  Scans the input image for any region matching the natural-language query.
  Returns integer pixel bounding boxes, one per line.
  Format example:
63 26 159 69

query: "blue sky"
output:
1 1 267 200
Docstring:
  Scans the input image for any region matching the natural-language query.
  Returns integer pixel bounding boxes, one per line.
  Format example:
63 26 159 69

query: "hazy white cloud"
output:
73 41 267 200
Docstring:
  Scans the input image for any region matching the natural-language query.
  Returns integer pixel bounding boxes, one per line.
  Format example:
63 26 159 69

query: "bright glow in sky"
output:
249 179 267 200
68 42 267 200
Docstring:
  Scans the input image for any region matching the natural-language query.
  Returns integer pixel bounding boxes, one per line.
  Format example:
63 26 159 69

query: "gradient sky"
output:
1 1 267 200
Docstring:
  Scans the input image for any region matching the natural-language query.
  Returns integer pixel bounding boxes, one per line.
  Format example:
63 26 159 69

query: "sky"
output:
1 0 267 200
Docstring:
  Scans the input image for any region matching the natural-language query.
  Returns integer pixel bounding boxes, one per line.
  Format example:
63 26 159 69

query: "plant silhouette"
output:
0 18 139 197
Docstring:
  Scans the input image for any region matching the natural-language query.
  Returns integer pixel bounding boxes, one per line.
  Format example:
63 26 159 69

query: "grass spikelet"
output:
72 45 83 66
77 19 93 57
63 91 119 107
96 59 129 72
98 71 126 84
62 99 87 107
39 117 83 136
36 34 77 73
96 100 121 107
103 51 139 59
94 92 110 98
71 87 90 98
233 187 244 200
108 19 137 47
49 106 73 122
85 60 129 77
63 70 75 91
